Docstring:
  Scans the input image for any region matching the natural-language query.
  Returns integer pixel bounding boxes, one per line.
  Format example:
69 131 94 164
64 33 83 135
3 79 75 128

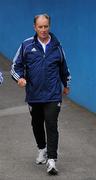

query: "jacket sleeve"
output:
0 71 3 84
11 43 25 81
59 47 71 87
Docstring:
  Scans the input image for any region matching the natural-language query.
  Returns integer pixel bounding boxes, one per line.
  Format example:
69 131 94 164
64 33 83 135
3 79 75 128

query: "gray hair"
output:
34 13 51 25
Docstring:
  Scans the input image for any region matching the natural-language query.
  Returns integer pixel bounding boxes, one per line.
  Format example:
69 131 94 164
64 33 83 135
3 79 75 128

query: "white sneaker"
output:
36 147 47 164
46 159 58 175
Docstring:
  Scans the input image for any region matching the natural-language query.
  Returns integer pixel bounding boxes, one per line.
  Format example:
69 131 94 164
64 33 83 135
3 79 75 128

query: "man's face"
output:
34 16 50 41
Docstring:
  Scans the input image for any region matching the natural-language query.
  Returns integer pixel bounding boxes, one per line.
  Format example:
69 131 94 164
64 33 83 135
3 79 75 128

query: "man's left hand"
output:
63 87 70 95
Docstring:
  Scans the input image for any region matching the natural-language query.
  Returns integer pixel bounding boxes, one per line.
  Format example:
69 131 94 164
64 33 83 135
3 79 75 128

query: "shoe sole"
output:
36 159 47 164
48 168 58 175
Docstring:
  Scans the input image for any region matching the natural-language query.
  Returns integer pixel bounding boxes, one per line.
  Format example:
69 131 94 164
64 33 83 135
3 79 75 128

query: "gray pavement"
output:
0 64 96 179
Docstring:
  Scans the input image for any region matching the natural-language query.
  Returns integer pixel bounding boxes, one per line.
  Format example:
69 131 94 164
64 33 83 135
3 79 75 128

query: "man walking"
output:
11 14 71 175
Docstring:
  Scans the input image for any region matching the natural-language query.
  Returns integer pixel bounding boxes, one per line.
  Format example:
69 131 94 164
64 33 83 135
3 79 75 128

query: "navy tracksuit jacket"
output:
11 32 71 103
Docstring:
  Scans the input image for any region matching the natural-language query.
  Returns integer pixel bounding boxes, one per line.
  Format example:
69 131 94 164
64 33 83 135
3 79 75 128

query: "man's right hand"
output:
17 78 26 88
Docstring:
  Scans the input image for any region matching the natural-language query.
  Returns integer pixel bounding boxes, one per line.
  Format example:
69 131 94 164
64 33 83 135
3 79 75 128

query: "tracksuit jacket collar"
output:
34 32 60 48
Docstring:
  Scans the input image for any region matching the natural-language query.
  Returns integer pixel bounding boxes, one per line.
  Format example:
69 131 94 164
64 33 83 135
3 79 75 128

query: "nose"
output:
42 26 46 31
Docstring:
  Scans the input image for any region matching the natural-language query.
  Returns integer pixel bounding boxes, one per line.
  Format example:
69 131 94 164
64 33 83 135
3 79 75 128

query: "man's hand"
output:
63 87 70 95
17 78 26 88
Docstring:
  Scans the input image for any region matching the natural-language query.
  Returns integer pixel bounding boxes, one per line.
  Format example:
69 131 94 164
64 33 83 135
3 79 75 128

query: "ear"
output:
33 24 36 31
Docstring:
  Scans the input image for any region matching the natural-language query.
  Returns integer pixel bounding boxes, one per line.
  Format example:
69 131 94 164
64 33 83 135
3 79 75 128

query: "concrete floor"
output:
0 59 96 180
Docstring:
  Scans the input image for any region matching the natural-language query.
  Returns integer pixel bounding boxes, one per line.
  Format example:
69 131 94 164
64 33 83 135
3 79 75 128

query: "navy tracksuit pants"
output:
28 102 61 159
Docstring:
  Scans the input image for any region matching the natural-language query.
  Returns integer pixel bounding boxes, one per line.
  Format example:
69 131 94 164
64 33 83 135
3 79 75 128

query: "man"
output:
11 14 71 175
0 71 3 84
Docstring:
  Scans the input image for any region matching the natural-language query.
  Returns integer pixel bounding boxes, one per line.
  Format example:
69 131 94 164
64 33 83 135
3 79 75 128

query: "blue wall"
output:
0 0 96 113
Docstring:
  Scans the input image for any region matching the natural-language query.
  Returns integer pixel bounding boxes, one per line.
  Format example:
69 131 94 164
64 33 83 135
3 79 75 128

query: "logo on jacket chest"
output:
31 48 37 52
